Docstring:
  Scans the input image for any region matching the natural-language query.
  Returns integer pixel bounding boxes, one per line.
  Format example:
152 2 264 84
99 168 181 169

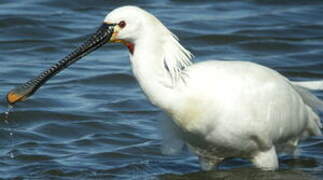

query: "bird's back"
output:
171 60 321 155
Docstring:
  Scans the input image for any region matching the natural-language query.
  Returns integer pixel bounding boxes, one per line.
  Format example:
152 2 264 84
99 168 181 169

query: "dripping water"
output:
3 104 15 159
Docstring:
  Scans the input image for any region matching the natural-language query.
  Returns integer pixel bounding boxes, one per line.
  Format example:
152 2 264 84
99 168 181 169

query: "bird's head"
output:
105 6 144 44
6 6 176 105
104 6 167 54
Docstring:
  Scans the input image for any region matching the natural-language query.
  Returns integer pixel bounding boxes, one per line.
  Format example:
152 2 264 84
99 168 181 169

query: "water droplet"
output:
9 152 14 159
8 104 13 110
2 104 16 159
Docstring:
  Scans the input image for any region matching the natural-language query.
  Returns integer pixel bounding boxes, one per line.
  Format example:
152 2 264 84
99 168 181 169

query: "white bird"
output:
7 6 323 171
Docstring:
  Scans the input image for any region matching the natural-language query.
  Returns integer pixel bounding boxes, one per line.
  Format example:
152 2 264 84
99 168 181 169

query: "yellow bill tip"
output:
7 92 26 105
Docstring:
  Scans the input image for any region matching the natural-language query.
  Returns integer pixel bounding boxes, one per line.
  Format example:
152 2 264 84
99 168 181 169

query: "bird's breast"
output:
170 96 211 133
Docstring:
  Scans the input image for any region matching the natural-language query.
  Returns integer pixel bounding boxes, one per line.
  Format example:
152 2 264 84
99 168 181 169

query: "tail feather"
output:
292 84 323 136
292 80 323 90
292 84 323 113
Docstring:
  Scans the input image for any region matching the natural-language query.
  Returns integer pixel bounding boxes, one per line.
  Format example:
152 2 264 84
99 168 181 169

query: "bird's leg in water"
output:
199 156 224 171
251 146 278 170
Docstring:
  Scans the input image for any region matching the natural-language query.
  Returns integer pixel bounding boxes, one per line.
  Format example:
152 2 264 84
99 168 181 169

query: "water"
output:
0 0 323 179
3 105 14 159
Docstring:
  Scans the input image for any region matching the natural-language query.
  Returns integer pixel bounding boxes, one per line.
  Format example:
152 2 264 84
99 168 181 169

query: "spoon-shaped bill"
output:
7 23 116 105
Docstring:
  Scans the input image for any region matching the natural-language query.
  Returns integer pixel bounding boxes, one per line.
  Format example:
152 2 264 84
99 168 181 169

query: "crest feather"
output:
162 33 193 86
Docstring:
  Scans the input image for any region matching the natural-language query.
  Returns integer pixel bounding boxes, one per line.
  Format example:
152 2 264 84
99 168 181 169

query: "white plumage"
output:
105 6 323 170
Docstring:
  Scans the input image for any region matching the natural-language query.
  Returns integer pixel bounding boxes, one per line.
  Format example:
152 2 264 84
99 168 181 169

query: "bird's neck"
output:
129 36 193 111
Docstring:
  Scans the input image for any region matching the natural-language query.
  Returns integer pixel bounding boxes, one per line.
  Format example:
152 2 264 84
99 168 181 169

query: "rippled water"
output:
0 0 323 179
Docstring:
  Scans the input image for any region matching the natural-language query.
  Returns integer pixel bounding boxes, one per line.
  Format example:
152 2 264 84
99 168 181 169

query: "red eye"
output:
118 21 126 28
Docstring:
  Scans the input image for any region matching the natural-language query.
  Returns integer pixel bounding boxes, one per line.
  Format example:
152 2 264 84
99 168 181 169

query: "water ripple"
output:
0 0 323 179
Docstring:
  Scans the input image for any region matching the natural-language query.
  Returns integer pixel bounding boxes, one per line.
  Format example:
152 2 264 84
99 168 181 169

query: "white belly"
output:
169 61 309 159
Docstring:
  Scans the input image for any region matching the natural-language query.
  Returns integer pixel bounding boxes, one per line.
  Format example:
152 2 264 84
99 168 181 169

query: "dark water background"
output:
0 0 323 179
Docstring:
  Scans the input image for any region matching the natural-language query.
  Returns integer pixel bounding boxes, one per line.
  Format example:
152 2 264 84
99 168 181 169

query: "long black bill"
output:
7 23 115 105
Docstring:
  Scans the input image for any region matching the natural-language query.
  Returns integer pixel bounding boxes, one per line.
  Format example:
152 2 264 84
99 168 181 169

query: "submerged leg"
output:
159 113 184 155
198 156 223 171
251 146 278 170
